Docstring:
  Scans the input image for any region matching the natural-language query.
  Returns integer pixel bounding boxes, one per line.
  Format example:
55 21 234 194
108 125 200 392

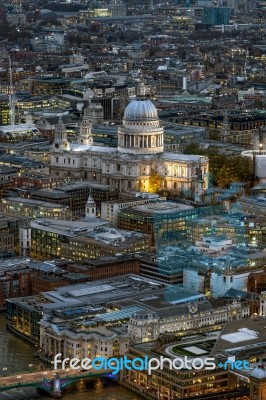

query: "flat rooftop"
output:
0 123 40 133
55 181 115 191
31 189 70 199
30 218 107 236
3 197 69 210
212 317 266 357
129 201 194 214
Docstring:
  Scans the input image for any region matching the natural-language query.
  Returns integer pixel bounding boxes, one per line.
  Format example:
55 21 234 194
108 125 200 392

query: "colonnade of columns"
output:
119 134 163 148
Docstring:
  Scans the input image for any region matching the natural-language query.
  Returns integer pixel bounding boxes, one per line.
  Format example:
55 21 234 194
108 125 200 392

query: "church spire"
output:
86 189 96 218
221 111 230 142
79 107 93 146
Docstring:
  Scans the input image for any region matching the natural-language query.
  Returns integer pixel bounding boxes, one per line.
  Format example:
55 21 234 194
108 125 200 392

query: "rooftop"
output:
126 201 194 215
212 318 266 357
2 197 69 210
30 218 107 236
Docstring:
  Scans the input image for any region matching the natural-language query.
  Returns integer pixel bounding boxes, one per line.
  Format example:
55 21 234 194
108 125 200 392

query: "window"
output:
117 164 120 171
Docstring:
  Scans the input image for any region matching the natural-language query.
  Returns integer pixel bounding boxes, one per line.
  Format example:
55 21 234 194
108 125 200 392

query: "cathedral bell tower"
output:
86 190 96 218
86 99 104 126
53 116 69 152
79 108 93 146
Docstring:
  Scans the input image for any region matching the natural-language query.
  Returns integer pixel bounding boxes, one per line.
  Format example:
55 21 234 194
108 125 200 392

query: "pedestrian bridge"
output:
0 368 115 398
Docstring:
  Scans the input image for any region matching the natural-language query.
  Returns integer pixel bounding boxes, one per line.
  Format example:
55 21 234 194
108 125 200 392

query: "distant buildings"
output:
30 29 65 53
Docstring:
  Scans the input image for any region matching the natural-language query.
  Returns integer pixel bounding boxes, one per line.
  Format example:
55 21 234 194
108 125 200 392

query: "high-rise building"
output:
0 95 10 125
202 7 230 25
110 0 126 17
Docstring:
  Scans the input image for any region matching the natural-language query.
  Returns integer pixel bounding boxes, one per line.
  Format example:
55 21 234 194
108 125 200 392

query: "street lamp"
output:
3 367 7 376
29 364 33 372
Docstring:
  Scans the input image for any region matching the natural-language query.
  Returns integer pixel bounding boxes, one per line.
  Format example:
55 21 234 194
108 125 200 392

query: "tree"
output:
94 378 103 393
148 168 163 193
217 155 253 188
183 143 254 188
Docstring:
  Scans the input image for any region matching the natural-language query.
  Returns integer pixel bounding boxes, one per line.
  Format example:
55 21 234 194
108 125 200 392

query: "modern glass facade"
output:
202 7 230 25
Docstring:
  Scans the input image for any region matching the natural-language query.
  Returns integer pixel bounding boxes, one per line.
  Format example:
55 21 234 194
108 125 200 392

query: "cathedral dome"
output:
118 99 164 155
124 99 158 121
250 360 266 379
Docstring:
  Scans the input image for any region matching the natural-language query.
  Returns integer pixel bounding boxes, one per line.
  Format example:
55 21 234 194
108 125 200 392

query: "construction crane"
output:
8 55 15 126
244 47 249 78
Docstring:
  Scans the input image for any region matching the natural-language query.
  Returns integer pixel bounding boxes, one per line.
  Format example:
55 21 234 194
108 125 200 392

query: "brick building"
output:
66 255 140 280
31 273 89 295
0 266 32 310
248 266 266 294
12 173 59 189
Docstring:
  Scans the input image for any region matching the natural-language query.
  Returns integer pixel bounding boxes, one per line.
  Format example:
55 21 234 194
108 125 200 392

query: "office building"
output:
202 7 231 25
